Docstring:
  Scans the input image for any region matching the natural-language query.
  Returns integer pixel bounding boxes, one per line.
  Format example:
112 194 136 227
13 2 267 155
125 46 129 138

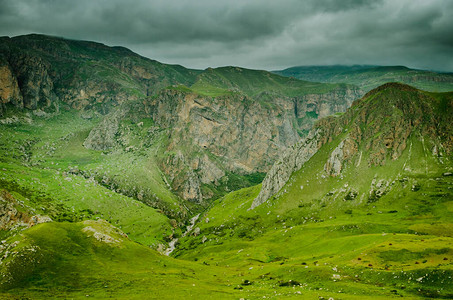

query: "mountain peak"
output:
361 82 418 99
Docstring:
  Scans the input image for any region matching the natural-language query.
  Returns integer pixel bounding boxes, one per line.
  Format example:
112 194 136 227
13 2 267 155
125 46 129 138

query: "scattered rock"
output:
278 279 301 287
241 279 252 286
193 227 201 236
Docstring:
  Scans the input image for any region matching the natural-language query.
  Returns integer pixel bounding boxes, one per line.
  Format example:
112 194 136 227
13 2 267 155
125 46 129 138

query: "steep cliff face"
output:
251 83 453 208
0 47 23 116
9 52 58 111
294 86 361 133
250 129 321 209
0 62 22 108
150 89 300 172
151 90 300 202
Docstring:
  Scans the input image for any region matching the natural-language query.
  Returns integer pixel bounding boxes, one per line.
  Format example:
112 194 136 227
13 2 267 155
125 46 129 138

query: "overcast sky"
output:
1 0 452 71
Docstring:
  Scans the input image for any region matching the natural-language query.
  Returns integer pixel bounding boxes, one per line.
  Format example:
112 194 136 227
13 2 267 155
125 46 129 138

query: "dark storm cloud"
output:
0 0 377 43
0 0 452 71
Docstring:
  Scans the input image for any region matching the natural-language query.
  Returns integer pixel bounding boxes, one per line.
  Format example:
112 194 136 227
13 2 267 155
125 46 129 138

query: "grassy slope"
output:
1 35 452 298
0 220 237 299
275 65 453 92
0 110 180 246
174 154 453 297
2 218 416 299
172 91 453 299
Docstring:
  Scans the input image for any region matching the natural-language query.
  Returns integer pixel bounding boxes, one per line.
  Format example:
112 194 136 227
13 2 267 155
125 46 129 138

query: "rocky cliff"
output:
0 34 200 116
294 86 360 133
84 84 360 203
251 83 453 208
250 129 321 209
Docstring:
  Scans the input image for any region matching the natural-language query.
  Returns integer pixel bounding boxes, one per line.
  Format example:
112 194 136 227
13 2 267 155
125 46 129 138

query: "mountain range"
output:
0 34 452 299
274 65 453 93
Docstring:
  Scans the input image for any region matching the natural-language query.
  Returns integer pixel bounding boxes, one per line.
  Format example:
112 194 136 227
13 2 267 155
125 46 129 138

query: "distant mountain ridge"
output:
274 65 453 92
0 34 201 115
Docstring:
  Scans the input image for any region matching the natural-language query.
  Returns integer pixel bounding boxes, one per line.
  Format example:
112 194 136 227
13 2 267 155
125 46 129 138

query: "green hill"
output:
0 219 252 299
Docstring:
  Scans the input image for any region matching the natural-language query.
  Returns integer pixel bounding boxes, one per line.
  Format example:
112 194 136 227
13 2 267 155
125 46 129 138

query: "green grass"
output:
172 146 453 297
0 221 238 299
0 110 182 246
4 218 437 299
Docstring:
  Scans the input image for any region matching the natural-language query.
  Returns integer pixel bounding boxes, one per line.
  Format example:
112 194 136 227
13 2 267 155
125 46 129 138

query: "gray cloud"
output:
0 0 452 71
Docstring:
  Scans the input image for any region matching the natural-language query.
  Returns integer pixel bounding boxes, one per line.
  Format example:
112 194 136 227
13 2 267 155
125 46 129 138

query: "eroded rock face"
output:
251 129 321 209
324 140 344 176
295 87 361 133
149 89 358 202
0 191 51 230
84 85 360 203
83 108 127 150
150 90 301 173
198 155 225 185
0 35 200 116
9 53 57 110
0 63 22 108
324 137 358 176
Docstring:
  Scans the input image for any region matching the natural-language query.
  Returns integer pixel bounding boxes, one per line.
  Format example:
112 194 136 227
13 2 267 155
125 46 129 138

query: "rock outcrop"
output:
83 108 127 150
149 89 301 173
324 140 345 176
250 129 321 209
0 62 22 109
295 86 361 133
0 190 51 230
